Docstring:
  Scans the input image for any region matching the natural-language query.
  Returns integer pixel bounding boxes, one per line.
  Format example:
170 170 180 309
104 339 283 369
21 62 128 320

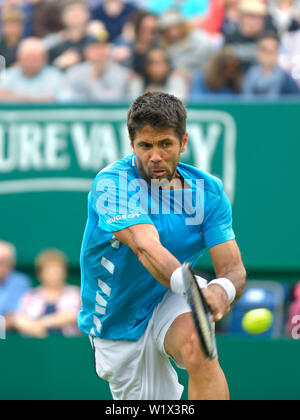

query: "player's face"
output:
131 125 188 182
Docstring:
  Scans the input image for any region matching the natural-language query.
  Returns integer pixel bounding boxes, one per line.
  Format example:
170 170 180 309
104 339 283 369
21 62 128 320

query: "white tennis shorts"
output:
91 290 191 400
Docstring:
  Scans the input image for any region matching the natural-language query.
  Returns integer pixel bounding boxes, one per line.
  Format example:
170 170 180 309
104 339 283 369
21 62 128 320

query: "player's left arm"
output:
202 239 247 322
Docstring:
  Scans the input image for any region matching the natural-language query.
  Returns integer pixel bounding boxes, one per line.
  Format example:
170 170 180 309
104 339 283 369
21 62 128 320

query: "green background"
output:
0 102 299 278
0 334 299 400
0 102 299 400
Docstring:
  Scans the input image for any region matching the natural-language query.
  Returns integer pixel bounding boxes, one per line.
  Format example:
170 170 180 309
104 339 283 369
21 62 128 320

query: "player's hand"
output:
202 284 231 322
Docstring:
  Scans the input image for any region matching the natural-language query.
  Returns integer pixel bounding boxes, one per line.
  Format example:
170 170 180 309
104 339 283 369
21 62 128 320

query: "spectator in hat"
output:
0 240 31 331
242 31 300 97
158 8 220 75
47 0 96 71
14 249 81 338
0 5 25 68
0 37 64 101
59 34 140 102
225 0 277 72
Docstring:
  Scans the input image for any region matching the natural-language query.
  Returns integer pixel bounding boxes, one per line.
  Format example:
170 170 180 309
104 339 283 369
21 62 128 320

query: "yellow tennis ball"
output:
242 309 273 335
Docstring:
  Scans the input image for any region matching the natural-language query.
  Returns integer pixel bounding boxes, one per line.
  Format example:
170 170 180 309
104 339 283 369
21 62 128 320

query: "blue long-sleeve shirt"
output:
0 271 31 316
242 64 300 98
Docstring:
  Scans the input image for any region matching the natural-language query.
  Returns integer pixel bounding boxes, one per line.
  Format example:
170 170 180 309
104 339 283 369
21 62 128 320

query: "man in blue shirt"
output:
0 241 31 329
79 92 246 400
243 31 300 97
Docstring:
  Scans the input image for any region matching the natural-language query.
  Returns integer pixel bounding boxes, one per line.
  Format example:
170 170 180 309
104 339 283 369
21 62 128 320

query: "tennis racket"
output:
182 263 217 360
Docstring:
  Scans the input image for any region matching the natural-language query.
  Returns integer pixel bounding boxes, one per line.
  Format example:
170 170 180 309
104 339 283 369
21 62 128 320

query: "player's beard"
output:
136 154 180 185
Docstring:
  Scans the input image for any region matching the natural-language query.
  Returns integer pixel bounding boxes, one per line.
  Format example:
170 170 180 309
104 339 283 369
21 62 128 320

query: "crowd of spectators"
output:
0 241 81 337
0 0 299 102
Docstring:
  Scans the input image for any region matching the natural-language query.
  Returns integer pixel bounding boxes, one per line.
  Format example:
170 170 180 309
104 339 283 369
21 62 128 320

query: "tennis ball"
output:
242 308 273 335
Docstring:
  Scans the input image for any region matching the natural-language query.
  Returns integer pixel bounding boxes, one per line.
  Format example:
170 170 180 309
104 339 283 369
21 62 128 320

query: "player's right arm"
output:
114 223 245 323
114 223 181 290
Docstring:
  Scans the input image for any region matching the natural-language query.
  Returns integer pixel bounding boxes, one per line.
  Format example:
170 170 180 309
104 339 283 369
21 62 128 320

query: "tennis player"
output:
78 92 246 400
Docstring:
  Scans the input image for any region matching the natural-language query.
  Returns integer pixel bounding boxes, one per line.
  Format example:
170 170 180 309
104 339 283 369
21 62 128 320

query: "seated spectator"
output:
268 0 300 36
0 37 63 101
242 32 300 97
158 8 220 75
14 249 81 338
191 47 243 99
47 0 96 71
91 0 137 42
0 5 25 68
59 36 140 102
0 240 31 331
113 11 159 77
136 47 190 99
225 0 277 72
286 282 300 338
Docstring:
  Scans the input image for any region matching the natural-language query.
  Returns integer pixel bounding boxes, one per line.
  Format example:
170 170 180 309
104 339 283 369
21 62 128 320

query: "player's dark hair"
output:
127 92 187 143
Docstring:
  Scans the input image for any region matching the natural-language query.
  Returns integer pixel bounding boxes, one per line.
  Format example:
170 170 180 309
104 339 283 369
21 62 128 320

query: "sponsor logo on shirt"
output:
107 214 142 224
